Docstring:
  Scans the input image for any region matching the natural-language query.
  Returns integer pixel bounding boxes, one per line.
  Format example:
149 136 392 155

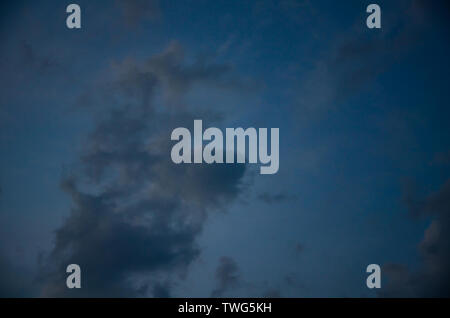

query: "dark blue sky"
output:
1 0 449 297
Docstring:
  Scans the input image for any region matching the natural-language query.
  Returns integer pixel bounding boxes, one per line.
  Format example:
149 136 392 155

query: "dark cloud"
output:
211 257 242 297
258 192 298 205
382 179 450 297
39 43 248 297
40 179 201 297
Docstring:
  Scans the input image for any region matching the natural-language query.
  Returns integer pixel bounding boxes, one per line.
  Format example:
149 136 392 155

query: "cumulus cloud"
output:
382 179 450 297
39 43 249 297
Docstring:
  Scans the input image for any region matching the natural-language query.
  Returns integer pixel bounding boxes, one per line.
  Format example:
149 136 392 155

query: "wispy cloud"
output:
39 43 249 297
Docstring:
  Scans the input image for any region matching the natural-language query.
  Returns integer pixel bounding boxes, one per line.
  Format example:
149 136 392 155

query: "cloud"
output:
39 43 249 297
382 179 450 297
211 257 242 297
294 0 439 120
79 42 245 111
40 178 201 297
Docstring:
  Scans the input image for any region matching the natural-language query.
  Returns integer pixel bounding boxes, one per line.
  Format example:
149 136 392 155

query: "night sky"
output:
1 0 450 297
